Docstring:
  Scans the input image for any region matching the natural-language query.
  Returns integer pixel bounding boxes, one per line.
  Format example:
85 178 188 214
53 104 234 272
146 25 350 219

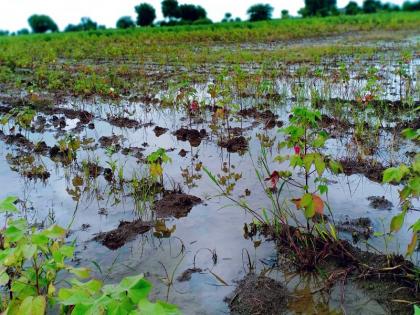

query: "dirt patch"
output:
153 126 168 137
367 196 393 210
218 136 248 153
93 219 153 250
108 116 140 128
153 192 202 218
174 128 207 147
226 274 288 315
339 158 386 183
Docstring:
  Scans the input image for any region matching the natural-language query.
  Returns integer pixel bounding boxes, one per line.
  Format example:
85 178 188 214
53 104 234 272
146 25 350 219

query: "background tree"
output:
64 17 98 32
403 1 420 11
247 4 274 22
222 12 232 22
161 0 180 19
17 29 30 35
281 9 290 18
178 4 207 21
363 0 382 13
116 16 135 29
135 3 156 26
299 0 337 17
345 1 361 14
28 14 58 33
0 30 9 36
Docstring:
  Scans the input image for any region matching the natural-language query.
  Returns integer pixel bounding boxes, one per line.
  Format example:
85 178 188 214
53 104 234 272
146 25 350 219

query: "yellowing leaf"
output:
150 163 163 177
407 233 418 257
390 213 404 233
291 194 324 218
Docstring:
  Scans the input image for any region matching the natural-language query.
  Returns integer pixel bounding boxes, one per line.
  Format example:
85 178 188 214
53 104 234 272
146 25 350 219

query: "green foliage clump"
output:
0 196 180 314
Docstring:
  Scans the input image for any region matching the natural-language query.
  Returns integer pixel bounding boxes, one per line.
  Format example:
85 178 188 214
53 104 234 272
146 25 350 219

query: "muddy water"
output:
0 91 419 313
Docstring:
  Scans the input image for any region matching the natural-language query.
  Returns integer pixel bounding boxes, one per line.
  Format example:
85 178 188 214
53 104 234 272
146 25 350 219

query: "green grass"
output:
0 11 418 98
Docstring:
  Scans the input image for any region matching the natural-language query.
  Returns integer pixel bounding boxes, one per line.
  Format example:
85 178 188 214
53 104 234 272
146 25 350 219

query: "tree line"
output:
0 0 419 35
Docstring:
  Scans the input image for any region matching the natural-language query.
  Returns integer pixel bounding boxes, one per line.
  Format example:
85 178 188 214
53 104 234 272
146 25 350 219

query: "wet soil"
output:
153 192 202 219
93 219 153 250
226 274 288 315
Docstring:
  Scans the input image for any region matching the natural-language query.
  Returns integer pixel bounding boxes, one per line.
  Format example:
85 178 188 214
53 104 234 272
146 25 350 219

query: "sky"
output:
0 0 407 32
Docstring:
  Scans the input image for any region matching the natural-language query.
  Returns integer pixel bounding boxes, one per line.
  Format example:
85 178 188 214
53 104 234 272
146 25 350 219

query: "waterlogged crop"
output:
0 196 180 315
383 128 420 256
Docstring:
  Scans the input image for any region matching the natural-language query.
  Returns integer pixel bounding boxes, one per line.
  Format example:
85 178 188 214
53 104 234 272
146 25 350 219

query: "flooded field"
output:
0 16 419 315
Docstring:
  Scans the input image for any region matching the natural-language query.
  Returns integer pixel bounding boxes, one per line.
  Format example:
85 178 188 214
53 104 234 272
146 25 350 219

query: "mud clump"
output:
218 136 248 153
226 274 288 315
177 268 203 282
238 108 280 129
367 196 393 210
154 193 201 218
174 128 207 147
336 217 373 241
108 116 140 129
94 219 153 250
98 135 121 149
153 126 168 137
84 162 103 178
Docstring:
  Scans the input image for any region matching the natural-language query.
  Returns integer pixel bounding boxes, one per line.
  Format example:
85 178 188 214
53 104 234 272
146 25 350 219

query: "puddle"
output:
0 51 419 314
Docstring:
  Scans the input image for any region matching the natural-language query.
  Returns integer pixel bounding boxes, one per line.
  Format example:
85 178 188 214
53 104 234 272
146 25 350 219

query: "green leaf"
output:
0 271 9 286
42 225 66 239
5 225 25 242
314 155 326 176
414 305 420 315
328 160 343 174
137 299 180 315
18 296 46 315
303 154 314 172
411 219 420 233
69 267 91 279
22 244 37 259
0 196 19 213
390 213 405 233
383 167 401 183
113 275 152 304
